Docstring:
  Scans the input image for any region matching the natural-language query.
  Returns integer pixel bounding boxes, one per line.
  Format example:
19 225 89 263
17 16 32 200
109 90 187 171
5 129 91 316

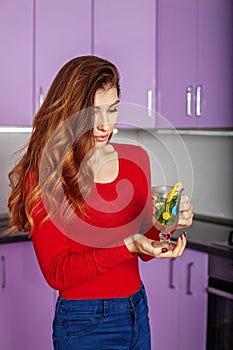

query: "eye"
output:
109 107 118 113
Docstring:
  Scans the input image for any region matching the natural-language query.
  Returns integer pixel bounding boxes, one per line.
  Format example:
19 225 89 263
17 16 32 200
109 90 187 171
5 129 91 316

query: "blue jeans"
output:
52 284 151 350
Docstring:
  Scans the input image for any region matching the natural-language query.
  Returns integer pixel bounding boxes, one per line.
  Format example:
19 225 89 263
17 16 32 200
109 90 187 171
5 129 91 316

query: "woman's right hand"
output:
124 232 187 259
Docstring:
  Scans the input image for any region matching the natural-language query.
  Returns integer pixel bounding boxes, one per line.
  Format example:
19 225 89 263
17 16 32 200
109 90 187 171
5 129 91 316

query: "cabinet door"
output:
0 242 55 350
178 249 208 350
140 248 208 350
35 0 92 113
157 0 233 129
196 0 233 128
94 0 156 129
157 0 198 128
139 258 180 350
0 0 33 126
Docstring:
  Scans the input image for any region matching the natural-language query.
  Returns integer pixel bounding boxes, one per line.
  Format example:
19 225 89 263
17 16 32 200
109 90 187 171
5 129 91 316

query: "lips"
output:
94 134 109 142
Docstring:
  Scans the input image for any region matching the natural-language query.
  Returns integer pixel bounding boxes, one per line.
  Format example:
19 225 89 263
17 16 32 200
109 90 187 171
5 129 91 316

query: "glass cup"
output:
152 184 183 243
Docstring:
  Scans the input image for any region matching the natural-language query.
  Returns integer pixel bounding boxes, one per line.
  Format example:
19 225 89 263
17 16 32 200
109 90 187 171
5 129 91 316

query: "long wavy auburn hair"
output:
7 55 120 235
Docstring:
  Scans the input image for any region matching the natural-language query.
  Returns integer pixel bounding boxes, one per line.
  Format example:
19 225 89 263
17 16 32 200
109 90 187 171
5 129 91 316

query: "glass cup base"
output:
159 231 172 243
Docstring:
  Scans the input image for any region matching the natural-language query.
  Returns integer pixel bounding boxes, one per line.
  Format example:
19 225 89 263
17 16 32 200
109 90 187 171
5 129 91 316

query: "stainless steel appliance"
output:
207 253 233 350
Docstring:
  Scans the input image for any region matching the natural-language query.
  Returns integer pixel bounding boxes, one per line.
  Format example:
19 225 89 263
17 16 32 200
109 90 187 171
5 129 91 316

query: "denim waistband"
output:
55 284 147 317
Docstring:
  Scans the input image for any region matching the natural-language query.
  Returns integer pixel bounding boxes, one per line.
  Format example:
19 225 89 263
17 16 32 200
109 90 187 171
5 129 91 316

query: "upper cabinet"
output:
157 0 233 129
35 0 92 113
196 0 233 128
1 0 232 129
0 0 92 126
93 0 156 129
0 0 33 126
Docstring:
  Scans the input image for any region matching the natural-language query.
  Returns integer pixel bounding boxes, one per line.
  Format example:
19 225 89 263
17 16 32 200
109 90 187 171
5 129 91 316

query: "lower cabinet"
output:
140 248 209 350
0 242 208 349
0 241 56 350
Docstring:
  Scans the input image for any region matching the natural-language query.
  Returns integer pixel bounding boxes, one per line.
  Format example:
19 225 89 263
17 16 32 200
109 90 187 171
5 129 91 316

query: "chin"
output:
95 140 108 148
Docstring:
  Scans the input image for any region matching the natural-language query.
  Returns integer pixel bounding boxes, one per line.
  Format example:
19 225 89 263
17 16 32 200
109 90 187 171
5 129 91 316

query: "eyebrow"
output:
94 100 120 109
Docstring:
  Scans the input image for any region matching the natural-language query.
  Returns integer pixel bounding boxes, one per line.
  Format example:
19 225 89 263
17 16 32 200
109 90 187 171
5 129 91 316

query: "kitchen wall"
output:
0 132 29 214
0 130 232 220
113 129 233 220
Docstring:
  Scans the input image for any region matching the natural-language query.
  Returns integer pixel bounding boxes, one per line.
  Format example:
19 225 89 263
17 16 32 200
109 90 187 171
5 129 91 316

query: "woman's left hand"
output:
177 194 193 229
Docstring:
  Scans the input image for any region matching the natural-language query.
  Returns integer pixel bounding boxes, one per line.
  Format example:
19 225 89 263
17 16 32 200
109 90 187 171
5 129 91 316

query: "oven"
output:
207 254 233 350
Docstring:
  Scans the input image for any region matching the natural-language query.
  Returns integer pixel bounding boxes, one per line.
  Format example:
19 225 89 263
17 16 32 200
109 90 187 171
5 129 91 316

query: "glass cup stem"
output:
159 230 172 243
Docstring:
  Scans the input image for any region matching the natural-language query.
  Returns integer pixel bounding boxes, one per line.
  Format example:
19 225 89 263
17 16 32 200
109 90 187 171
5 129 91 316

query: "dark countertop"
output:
174 217 233 259
0 214 233 259
0 215 30 244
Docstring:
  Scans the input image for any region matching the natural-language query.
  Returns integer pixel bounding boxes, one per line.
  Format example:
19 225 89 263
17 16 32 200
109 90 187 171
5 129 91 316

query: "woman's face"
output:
93 87 119 147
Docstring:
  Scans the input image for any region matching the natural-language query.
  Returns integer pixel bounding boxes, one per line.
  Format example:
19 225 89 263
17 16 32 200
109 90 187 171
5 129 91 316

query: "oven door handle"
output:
207 287 233 301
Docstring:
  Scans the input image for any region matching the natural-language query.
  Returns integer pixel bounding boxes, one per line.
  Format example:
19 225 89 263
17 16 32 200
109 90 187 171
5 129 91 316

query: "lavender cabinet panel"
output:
35 0 92 113
0 242 55 350
94 0 156 129
140 248 208 350
196 0 233 128
157 0 197 129
0 0 33 126
157 0 233 129
140 258 180 349
178 249 208 350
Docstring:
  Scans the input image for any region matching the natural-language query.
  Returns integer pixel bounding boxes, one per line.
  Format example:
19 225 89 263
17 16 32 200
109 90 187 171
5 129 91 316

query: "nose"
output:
95 110 110 131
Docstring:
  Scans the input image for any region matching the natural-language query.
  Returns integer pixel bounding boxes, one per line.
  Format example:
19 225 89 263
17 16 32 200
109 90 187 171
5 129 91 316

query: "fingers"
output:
151 232 187 259
180 194 191 211
127 232 187 258
168 232 187 257
178 195 193 228
151 240 173 253
178 211 193 227
127 234 169 256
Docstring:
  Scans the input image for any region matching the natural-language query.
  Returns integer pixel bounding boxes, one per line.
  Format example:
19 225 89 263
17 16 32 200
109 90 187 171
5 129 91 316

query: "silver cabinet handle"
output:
169 259 175 289
186 86 193 117
39 86 44 107
1 256 6 289
147 89 152 117
187 262 194 295
195 85 202 117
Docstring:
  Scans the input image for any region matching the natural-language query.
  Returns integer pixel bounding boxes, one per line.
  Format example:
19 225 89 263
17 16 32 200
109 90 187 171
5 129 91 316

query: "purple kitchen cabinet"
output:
196 0 233 128
94 0 156 129
139 248 208 350
157 0 233 129
0 242 56 350
178 249 208 350
34 0 92 114
0 0 33 126
157 0 198 129
140 258 180 349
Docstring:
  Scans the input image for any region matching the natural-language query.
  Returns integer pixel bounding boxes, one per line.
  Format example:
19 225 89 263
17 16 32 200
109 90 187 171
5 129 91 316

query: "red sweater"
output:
29 143 160 299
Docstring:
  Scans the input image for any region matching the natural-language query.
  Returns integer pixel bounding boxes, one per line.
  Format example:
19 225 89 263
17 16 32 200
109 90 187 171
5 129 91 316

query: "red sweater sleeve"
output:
31 218 134 291
138 147 160 262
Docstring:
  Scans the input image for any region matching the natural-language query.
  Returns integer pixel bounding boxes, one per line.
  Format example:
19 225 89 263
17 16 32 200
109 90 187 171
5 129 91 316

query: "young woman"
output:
7 56 193 350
